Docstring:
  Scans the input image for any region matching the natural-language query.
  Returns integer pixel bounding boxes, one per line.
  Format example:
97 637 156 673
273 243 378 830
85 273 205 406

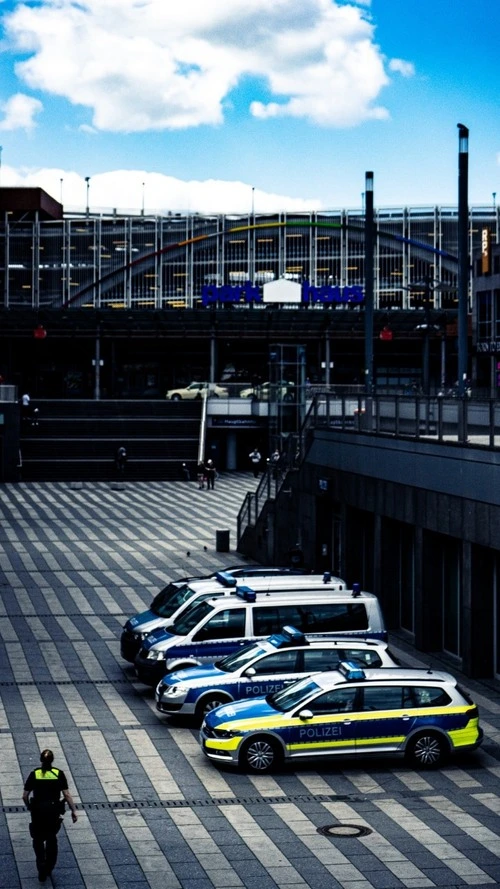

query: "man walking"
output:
23 748 78 882
248 447 262 478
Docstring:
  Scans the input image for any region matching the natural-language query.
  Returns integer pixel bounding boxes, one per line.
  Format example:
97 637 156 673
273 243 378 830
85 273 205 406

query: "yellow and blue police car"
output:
156 627 399 721
199 662 483 773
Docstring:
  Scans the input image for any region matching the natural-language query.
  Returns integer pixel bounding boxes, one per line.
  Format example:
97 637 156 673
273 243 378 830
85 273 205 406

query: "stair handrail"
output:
197 392 208 464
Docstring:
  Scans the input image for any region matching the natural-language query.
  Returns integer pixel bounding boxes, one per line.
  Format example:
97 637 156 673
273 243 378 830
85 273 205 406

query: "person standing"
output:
205 458 216 490
23 748 78 882
248 447 262 478
21 392 31 423
115 445 127 478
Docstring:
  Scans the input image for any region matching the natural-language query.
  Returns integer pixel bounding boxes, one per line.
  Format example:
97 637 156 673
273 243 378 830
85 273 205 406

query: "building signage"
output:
476 341 500 353
481 228 491 275
201 281 364 306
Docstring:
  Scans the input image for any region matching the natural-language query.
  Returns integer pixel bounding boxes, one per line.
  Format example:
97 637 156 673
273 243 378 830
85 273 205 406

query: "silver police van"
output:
120 569 346 662
135 582 386 686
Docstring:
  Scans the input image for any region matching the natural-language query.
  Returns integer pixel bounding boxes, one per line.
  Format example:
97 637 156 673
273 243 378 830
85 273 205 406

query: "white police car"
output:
199 662 483 773
156 627 399 721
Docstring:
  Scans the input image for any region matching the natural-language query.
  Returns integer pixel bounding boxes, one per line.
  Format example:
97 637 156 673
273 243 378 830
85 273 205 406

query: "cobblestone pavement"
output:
1 476 500 889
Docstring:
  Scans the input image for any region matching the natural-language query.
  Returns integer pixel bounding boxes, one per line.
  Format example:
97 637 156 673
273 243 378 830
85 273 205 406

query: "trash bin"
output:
216 529 230 552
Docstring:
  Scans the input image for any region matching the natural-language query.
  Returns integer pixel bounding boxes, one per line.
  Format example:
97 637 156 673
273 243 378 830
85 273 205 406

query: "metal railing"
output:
238 391 500 546
308 392 500 448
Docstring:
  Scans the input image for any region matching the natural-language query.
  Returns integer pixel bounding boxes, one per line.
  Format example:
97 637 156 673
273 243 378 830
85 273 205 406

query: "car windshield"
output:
151 583 200 618
170 599 215 636
215 644 267 673
267 677 322 712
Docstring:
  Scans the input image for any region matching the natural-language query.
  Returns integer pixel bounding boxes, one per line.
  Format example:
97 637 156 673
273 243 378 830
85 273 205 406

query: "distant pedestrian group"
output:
197 459 217 489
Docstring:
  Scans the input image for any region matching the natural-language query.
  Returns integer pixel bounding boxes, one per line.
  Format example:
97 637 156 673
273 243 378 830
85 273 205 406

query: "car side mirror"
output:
243 667 256 677
298 709 313 721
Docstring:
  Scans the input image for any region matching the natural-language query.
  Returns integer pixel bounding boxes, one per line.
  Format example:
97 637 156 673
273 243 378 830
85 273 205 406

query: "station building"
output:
0 186 498 399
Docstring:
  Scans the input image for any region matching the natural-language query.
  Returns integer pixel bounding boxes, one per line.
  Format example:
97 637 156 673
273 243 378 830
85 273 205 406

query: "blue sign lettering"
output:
302 282 364 304
201 281 262 306
201 280 364 306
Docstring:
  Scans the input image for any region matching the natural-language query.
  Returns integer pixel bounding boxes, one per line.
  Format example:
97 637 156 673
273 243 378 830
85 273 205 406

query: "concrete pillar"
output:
226 432 237 470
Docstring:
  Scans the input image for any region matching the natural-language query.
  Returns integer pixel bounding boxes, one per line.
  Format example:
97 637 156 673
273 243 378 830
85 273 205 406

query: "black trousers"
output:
30 815 60 873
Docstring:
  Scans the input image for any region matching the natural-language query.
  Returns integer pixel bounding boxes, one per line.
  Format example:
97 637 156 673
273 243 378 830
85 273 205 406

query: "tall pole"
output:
364 172 374 395
457 125 469 398
85 176 90 217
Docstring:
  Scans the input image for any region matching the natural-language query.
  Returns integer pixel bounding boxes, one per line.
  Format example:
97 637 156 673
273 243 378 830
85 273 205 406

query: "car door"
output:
236 649 300 700
190 607 247 663
286 686 360 759
355 684 410 754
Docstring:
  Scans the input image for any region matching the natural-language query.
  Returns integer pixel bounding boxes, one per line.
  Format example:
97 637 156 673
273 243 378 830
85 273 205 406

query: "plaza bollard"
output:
216 529 230 552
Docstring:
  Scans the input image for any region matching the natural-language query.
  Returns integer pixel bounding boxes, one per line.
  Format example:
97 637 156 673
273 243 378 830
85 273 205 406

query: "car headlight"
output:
212 727 241 739
145 650 165 661
163 684 189 698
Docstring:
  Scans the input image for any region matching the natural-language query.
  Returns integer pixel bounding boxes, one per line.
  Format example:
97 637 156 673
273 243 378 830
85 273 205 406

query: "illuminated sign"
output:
201 281 364 306
481 228 491 275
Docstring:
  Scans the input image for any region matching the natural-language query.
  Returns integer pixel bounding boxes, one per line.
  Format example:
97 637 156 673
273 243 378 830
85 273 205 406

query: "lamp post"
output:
364 172 374 396
457 124 469 398
85 176 91 217
141 181 145 216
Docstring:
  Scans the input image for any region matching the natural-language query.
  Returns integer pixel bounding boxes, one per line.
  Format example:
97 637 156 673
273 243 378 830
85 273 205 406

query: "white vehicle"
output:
166 381 228 400
135 581 386 686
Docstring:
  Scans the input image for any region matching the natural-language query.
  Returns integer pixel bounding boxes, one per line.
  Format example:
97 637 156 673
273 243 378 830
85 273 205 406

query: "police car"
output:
156 627 399 721
120 567 333 663
199 662 483 773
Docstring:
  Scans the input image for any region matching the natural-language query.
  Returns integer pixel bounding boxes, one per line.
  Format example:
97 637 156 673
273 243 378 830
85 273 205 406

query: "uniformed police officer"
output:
22 749 78 882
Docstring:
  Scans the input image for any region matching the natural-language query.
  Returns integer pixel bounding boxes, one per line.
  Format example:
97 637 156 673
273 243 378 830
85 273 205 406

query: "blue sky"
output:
0 0 498 214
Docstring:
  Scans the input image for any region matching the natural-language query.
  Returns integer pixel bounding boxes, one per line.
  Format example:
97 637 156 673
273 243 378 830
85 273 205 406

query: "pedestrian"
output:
248 447 262 478
115 445 127 478
181 462 191 481
269 448 281 479
22 748 78 883
205 458 216 490
21 392 31 423
197 461 206 489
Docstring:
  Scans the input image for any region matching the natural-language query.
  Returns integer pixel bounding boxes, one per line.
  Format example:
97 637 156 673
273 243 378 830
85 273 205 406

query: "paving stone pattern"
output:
1 476 500 889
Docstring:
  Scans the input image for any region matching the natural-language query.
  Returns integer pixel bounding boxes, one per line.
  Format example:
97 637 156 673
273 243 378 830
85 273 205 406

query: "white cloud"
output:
1 165 322 214
0 92 43 131
388 58 415 78
4 0 393 132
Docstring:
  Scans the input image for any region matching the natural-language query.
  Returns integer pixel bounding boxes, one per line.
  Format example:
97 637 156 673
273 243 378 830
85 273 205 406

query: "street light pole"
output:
364 172 374 395
85 176 91 217
457 124 469 398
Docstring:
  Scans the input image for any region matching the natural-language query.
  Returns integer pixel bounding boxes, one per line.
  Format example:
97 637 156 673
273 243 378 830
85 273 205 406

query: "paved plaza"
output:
1 474 500 889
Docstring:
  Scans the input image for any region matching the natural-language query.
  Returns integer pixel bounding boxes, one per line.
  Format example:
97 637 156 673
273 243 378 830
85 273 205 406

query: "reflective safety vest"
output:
34 768 60 781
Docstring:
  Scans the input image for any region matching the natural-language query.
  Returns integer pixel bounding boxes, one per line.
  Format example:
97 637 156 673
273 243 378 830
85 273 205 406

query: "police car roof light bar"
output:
338 661 365 681
323 572 332 584
235 586 256 602
351 582 361 597
215 571 237 587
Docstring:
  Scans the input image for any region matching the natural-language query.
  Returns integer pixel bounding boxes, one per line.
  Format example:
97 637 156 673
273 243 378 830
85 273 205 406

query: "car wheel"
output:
195 694 230 721
171 394 182 401
239 735 282 773
406 732 448 769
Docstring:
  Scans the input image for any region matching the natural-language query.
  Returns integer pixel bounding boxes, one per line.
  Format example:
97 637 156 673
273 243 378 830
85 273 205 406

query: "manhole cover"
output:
317 823 372 838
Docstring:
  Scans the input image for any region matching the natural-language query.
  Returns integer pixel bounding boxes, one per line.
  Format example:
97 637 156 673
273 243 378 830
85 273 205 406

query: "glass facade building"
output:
1 206 498 312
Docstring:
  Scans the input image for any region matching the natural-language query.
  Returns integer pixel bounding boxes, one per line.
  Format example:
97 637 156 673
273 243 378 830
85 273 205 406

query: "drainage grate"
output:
317 823 372 838
0 679 132 687
3 793 357 815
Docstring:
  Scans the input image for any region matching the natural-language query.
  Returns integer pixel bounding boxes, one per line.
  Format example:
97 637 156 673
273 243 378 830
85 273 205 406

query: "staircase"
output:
19 400 202 481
